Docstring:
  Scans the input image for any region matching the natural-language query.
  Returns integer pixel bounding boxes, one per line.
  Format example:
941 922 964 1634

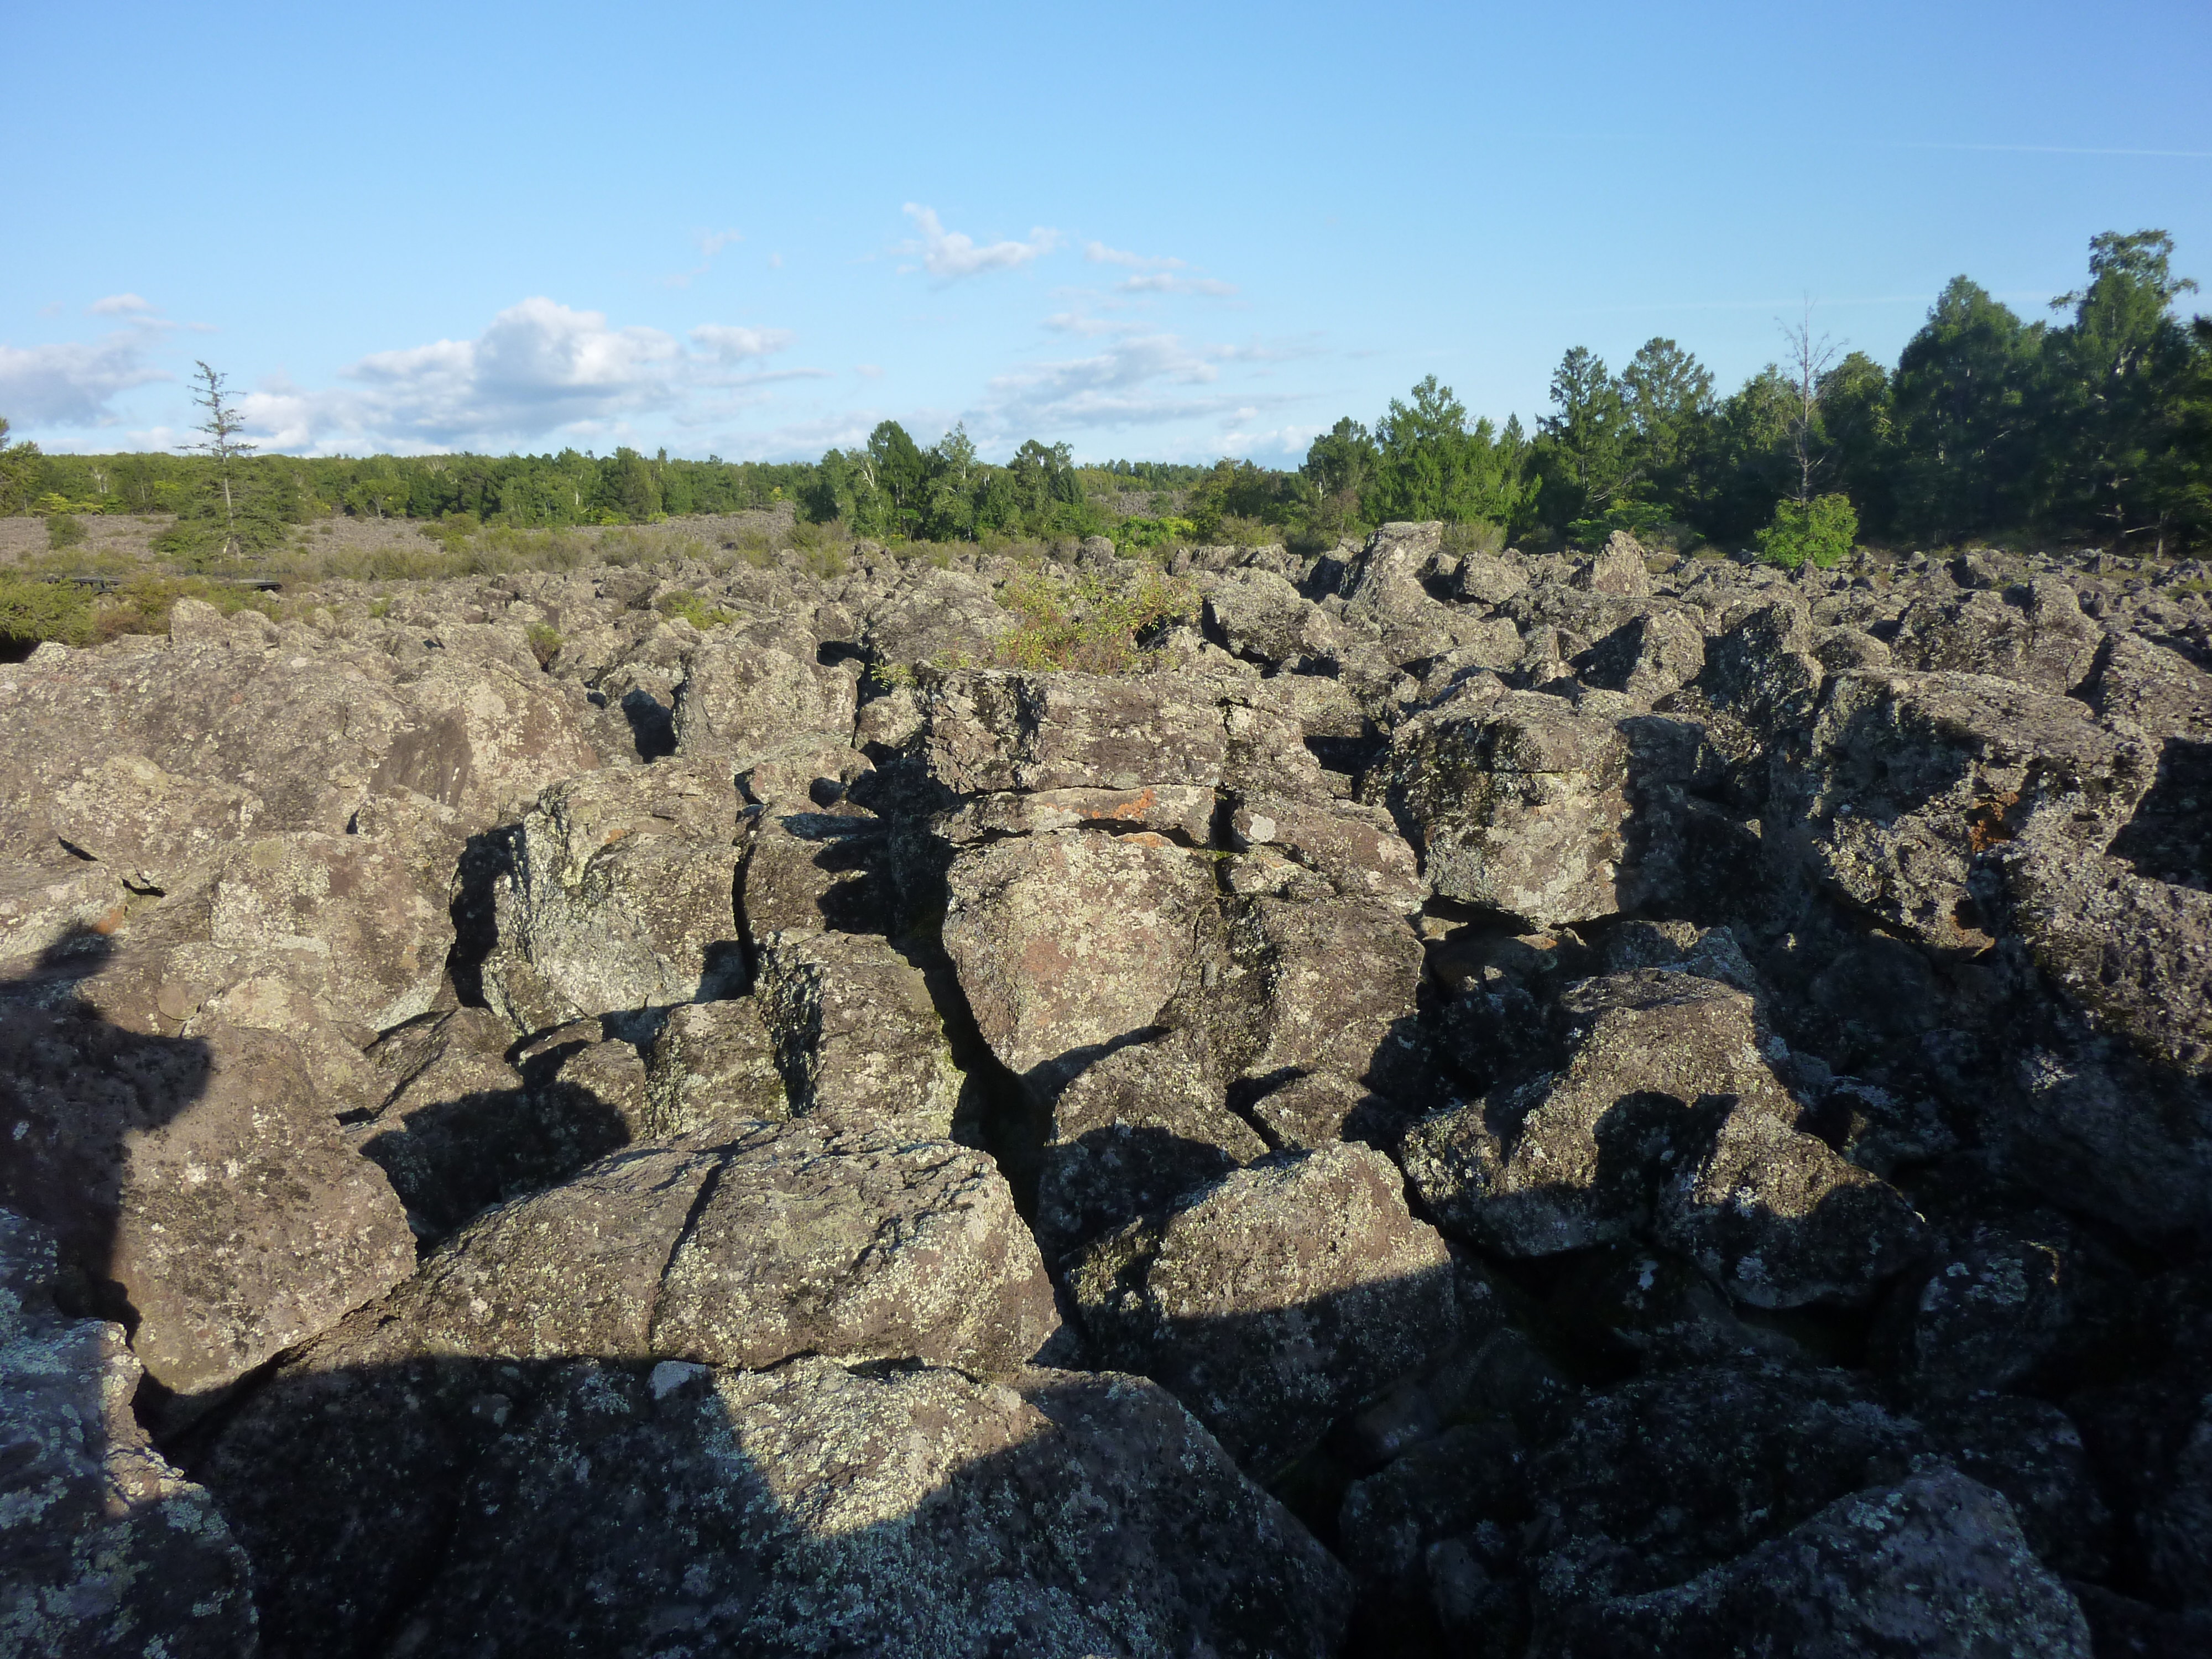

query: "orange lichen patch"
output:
91 902 128 935
602 826 630 847
1964 790 2022 853
1103 789 1159 821
1121 832 1171 848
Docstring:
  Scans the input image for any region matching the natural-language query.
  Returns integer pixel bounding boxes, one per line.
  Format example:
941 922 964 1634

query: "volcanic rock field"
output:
3 522 2210 1657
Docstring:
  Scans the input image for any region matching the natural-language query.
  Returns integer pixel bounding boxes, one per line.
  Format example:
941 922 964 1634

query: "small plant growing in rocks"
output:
1756 492 1859 570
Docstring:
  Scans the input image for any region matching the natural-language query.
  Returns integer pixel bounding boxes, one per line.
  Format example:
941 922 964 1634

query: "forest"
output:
2 229 2206 562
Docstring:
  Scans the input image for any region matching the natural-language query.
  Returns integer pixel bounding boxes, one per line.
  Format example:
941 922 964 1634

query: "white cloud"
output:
1083 241 1185 271
1118 273 1240 298
666 227 745 287
690 323 797 361
896 204 1061 281
228 297 813 452
854 363 884 379
88 293 156 317
0 328 170 426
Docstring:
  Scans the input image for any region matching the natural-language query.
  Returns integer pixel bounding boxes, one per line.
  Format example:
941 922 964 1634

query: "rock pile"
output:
3 525 2208 1656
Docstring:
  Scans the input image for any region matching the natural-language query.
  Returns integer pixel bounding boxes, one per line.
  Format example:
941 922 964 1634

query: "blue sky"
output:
4 1 2209 466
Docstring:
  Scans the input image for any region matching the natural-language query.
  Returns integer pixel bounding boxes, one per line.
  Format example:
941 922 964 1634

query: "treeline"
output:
0 438 812 535
3 229 2205 559
1284 228 2209 556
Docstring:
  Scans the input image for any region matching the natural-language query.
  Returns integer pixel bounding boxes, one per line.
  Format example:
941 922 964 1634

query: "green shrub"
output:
525 623 563 668
94 573 276 641
656 589 732 630
0 575 95 651
987 567 1197 674
1441 519 1505 557
1756 494 1859 570
45 514 86 551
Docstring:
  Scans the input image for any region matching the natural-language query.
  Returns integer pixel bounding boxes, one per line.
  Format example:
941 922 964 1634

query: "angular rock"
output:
669 631 857 764
1206 568 1342 664
652 1123 1060 1376
1213 894 1426 1090
932 784 1215 846
642 996 788 1134
920 669 1228 794
42 753 263 893
1782 669 2154 951
396 1358 1353 1659
754 930 961 1136
1891 580 2104 693
943 828 1217 1094
1527 1361 1928 1604
205 830 453 1031
1578 608 1705 700
0 999 414 1401
1034 1027 1267 1261
861 565 1009 668
1070 1142 1459 1473
481 761 744 1032
0 862 128 969
0 1209 258 1659
1404 972 1927 1306
1540 1469 2090 1658
1366 684 1630 926
1994 842 2212 1073
1572 531 1652 597
1228 793 1423 910
739 805 898 945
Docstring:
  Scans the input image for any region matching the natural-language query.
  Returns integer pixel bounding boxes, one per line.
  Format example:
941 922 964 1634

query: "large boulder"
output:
1538 1468 2089 1657
1070 1142 1459 1473
1780 669 2153 952
1890 581 2104 693
669 630 857 764
1402 971 1927 1305
943 828 1217 1096
919 669 1228 795
480 760 744 1034
0 995 414 1402
753 930 962 1138
1034 1026 1268 1261
388 1359 1353 1659
0 1209 258 1659
861 565 1009 669
1365 683 1630 926
1206 568 1341 665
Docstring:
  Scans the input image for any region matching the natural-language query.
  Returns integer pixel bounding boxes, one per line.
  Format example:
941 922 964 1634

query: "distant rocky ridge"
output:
2 523 2208 1656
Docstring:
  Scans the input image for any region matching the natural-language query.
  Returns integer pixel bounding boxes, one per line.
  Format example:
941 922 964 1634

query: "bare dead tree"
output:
181 361 255 556
1779 300 1842 504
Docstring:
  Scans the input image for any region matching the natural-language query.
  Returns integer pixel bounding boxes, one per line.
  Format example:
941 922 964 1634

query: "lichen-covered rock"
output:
754 930 961 1136
481 761 744 1033
1781 669 2154 952
1070 1142 1459 1473
1034 1027 1267 1260
1228 793 1424 909
1206 568 1342 665
651 1123 1060 1376
943 828 1217 1094
1538 1469 2090 1658
642 996 787 1134
1994 842 2212 1073
1527 1361 1929 1605
920 669 1228 794
393 1358 1353 1659
1890 580 2105 693
861 565 1009 669
204 830 453 1031
0 999 414 1401
932 783 1216 846
738 805 898 945
0 863 128 969
1404 972 1927 1305
669 630 857 763
1213 894 1427 1089
1578 608 1705 700
0 1209 259 1659
40 753 263 894
1366 683 1630 926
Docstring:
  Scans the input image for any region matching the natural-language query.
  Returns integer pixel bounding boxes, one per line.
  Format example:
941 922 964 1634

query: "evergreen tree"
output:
1891 278 2043 542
